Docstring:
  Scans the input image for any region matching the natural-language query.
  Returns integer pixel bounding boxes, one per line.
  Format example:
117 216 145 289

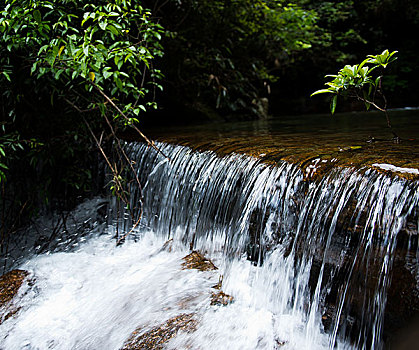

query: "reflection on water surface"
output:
145 109 419 178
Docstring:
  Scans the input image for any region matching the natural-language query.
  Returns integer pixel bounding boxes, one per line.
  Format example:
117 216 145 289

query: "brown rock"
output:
210 291 234 306
212 275 223 290
0 269 30 324
182 251 217 271
121 313 197 350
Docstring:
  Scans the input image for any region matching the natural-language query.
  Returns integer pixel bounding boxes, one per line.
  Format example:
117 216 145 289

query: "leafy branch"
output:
0 0 166 243
311 49 398 137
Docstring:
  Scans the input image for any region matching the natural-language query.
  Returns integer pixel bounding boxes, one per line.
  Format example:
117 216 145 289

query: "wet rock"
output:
383 240 419 345
160 238 174 252
210 291 234 306
211 275 223 290
0 269 30 324
300 156 339 182
182 251 218 271
275 338 287 348
121 313 197 350
210 275 234 306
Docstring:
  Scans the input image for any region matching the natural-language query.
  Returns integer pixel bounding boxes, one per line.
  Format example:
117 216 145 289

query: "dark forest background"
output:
143 0 419 123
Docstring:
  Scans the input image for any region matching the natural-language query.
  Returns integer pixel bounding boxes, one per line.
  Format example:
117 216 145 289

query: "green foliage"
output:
303 0 367 61
0 146 8 184
0 0 164 188
0 132 41 184
150 0 318 117
0 0 164 127
311 50 398 114
0 0 164 240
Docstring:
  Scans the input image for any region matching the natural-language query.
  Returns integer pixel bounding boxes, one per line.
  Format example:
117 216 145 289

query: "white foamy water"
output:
372 163 419 175
0 230 345 350
3 142 417 349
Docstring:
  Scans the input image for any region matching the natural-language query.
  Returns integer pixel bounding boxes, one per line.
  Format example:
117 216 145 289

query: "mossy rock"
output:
121 313 197 350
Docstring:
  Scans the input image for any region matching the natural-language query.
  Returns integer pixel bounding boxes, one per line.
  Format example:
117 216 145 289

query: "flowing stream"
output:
1 140 419 350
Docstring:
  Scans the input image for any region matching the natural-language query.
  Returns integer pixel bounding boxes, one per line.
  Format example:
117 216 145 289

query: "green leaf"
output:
107 25 119 36
58 45 65 58
357 58 370 72
102 69 113 79
363 91 371 111
54 69 64 80
117 58 123 70
38 45 49 55
88 71 95 81
33 10 42 24
330 95 337 115
115 77 123 90
0 170 6 183
2 71 11 81
311 88 333 97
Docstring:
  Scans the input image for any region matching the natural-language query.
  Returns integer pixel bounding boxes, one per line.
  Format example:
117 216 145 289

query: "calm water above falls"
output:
146 109 419 172
1 111 419 350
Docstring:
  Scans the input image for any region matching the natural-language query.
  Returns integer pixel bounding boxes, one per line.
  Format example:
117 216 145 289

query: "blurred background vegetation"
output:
143 0 419 121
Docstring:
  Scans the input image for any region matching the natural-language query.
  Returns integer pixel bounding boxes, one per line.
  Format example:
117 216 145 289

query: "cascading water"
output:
1 141 418 350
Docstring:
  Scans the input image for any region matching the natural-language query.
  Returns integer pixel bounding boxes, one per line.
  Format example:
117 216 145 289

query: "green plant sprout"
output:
311 49 399 139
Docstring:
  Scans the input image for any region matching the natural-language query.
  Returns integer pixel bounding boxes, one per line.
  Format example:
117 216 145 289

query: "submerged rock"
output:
121 250 232 349
0 269 30 324
182 251 218 271
121 313 197 350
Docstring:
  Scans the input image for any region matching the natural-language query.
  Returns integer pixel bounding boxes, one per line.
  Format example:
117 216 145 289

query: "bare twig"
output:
353 92 396 135
116 205 143 246
64 98 130 204
92 83 165 156
155 0 170 15
64 79 171 243
64 97 145 242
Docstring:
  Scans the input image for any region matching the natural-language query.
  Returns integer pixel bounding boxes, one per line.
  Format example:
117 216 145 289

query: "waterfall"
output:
1 141 418 350
120 142 419 348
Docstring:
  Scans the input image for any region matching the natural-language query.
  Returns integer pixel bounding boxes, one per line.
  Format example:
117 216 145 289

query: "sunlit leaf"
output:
58 45 65 57
330 95 337 114
2 71 11 81
311 88 333 97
